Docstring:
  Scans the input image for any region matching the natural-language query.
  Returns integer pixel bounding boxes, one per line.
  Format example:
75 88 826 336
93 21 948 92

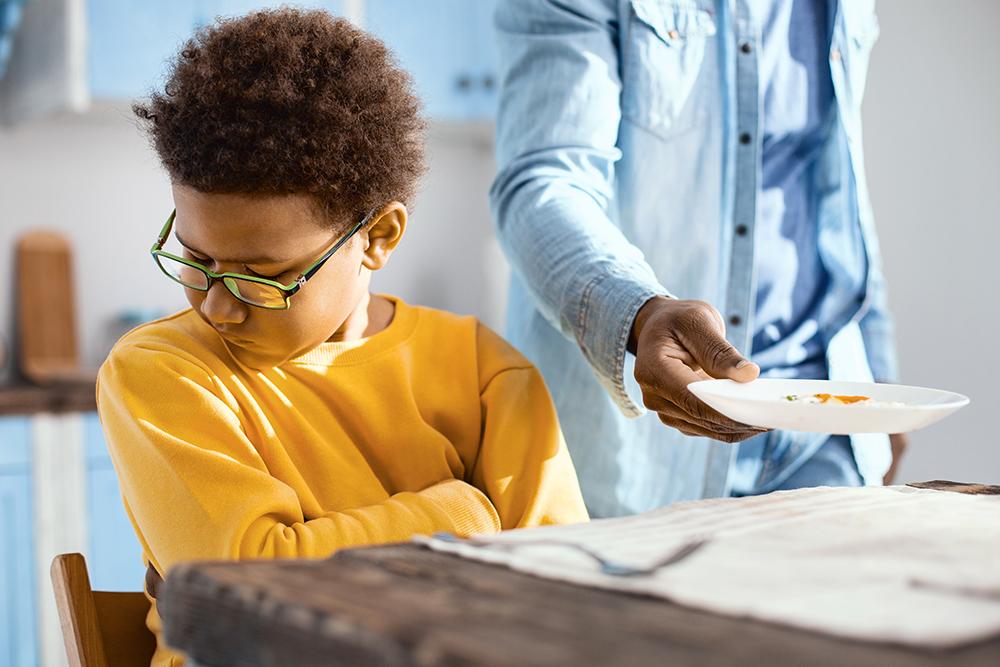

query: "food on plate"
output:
782 393 905 407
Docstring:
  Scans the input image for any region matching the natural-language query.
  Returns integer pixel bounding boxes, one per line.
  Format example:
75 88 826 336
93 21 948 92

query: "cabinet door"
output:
88 0 199 98
366 0 498 120
192 0 346 27
0 417 37 667
84 414 146 592
462 0 499 120
89 1 347 99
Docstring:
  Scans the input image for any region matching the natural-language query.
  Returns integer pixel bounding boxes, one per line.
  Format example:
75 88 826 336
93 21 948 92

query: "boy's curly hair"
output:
133 8 425 229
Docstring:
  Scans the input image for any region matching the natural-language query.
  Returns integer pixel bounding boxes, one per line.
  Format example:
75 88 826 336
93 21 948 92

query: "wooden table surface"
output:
160 482 1000 667
0 381 97 415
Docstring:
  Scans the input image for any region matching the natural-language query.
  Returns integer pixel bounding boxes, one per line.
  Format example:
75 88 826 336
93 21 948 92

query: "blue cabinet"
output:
86 0 497 119
88 1 346 99
88 0 199 99
83 413 146 592
191 0 346 26
0 417 37 667
366 0 498 120
0 412 146 665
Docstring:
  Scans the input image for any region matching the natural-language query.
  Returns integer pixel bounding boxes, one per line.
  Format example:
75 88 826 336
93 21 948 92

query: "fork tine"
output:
430 535 708 578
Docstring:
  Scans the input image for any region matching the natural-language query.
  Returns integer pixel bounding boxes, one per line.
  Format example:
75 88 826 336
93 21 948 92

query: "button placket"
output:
725 12 759 358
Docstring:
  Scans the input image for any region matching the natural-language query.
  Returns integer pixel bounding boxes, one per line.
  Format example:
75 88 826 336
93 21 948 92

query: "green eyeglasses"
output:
151 208 374 310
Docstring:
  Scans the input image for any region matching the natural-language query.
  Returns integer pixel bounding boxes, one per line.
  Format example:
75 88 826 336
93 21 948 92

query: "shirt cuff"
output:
575 268 673 418
422 479 502 537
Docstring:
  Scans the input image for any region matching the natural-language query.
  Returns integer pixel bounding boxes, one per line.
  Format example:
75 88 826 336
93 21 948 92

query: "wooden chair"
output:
50 553 157 667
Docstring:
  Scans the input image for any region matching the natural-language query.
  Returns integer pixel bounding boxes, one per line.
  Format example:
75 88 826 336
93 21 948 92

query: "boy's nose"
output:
200 281 249 326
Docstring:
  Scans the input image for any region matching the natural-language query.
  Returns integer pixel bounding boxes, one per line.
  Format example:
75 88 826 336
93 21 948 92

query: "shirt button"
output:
667 29 680 40
740 42 752 54
739 132 752 145
729 315 743 327
735 224 748 236
830 48 842 61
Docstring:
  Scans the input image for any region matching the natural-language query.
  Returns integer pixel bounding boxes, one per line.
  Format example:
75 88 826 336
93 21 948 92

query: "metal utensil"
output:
432 533 708 577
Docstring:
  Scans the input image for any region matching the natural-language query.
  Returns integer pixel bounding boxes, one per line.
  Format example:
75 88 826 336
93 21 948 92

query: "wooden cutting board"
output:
15 230 95 386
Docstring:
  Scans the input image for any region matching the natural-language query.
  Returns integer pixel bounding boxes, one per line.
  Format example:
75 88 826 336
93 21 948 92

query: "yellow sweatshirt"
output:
97 296 588 666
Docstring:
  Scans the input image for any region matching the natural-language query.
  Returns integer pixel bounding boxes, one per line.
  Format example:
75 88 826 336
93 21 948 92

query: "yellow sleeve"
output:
97 343 500 575
472 344 589 529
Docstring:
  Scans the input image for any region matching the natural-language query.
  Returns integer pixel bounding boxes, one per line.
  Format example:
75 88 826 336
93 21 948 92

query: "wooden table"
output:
0 381 97 415
160 482 1000 667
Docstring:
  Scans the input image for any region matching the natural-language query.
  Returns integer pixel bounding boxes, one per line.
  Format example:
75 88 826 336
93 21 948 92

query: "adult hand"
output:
882 432 909 485
630 296 769 443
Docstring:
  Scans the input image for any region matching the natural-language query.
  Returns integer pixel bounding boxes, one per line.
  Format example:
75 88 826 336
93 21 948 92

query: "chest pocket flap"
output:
623 0 718 138
631 0 717 44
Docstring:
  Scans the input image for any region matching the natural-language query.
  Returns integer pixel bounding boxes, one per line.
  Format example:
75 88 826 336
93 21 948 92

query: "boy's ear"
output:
361 202 407 271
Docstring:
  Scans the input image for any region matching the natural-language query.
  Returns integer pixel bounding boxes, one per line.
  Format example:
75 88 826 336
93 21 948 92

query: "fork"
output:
431 533 709 577
909 579 1000 602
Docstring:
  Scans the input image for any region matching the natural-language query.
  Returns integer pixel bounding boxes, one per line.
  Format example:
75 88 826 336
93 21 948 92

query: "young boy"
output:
98 8 587 665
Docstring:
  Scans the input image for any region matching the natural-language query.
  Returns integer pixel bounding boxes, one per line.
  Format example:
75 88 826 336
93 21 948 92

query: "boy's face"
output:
170 185 401 368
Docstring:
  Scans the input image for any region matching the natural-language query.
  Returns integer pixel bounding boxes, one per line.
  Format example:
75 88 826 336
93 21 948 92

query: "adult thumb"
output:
688 330 760 383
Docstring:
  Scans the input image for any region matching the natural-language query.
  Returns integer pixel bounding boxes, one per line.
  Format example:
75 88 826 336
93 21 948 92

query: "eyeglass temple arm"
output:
297 209 376 283
153 210 177 250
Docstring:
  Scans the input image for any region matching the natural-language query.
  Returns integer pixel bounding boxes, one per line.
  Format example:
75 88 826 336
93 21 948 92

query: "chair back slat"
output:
93 591 156 666
51 553 155 667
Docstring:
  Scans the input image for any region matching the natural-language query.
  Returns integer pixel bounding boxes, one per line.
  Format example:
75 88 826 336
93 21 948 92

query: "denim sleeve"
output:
490 0 672 417
858 233 900 384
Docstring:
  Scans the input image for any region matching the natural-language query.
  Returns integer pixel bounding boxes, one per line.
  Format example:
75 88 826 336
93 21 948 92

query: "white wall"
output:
1 0 996 485
0 106 504 376
863 0 1000 484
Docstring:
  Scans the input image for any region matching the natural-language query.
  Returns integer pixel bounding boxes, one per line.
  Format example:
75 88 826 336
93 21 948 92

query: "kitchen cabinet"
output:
0 416 37 667
0 388 145 666
85 0 496 120
366 0 499 120
83 412 145 591
87 1 345 99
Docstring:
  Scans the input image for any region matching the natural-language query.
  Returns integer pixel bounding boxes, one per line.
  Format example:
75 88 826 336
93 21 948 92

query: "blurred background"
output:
0 1 997 664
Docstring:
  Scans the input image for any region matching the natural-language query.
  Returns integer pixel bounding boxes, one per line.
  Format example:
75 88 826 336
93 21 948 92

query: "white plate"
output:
687 379 969 434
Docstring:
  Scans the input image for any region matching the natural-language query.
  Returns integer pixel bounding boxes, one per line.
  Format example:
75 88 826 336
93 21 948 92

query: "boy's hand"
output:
629 296 768 443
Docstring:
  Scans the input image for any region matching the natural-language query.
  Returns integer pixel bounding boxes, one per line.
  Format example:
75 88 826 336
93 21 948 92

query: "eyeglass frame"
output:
150 207 375 310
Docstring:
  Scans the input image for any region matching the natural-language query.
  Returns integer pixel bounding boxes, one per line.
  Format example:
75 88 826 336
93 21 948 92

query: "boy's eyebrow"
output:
174 230 286 266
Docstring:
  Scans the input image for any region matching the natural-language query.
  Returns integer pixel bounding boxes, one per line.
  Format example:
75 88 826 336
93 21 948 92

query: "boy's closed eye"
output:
243 265 288 280
184 249 290 280
185 250 211 266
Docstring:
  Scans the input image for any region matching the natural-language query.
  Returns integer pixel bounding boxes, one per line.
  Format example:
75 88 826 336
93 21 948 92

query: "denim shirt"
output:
490 0 897 517
746 0 836 379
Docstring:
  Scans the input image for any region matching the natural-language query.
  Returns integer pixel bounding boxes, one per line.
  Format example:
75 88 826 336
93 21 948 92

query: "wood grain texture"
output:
50 552 155 667
907 481 1000 495
160 482 1000 667
0 383 97 415
51 553 109 667
92 591 157 667
15 231 96 386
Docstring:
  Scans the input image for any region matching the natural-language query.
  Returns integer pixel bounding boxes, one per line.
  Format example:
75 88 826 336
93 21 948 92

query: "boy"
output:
98 9 587 665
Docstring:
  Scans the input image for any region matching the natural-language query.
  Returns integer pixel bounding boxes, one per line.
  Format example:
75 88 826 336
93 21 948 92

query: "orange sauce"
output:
813 393 870 404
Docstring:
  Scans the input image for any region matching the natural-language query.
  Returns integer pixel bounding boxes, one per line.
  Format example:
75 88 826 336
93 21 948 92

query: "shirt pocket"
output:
622 0 717 140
